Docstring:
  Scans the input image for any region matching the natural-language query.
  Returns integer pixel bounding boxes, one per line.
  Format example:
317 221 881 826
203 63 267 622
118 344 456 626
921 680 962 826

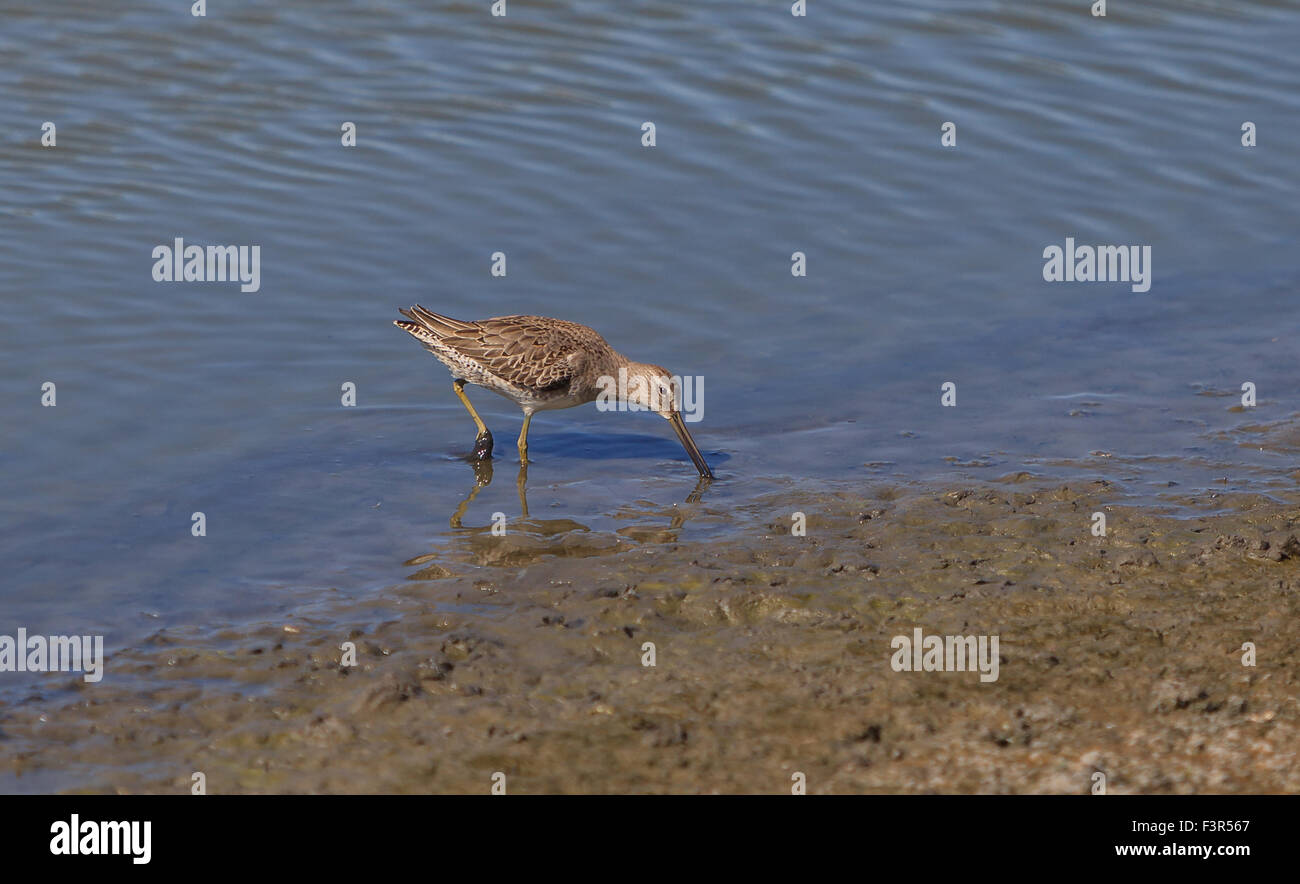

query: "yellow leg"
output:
517 412 533 464
453 380 488 435
453 380 493 459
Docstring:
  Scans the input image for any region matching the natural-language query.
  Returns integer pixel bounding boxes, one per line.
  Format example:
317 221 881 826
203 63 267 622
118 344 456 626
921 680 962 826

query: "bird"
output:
394 305 713 479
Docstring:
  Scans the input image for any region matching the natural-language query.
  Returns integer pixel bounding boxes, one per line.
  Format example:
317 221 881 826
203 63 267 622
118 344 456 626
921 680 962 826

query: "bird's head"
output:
621 362 681 417
618 362 713 479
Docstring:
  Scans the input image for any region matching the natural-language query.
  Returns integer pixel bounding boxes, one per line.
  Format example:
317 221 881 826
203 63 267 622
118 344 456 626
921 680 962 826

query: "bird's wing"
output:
399 306 606 393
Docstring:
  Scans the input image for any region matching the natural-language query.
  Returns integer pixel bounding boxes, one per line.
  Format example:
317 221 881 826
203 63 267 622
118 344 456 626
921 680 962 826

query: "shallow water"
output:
2 2 1298 686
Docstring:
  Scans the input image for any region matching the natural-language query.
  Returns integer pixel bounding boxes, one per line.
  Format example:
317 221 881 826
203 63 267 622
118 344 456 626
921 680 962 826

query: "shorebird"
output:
394 305 713 478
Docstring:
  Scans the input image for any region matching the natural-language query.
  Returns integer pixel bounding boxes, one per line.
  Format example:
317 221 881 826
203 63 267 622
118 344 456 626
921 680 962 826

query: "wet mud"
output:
3 480 1297 793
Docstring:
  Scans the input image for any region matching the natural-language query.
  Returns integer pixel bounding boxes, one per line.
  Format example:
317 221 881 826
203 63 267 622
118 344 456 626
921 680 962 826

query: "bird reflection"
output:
448 459 713 531
449 459 499 529
685 474 711 505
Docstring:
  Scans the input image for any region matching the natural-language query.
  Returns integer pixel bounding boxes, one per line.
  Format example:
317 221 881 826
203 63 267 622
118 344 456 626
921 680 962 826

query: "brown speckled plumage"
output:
395 305 621 407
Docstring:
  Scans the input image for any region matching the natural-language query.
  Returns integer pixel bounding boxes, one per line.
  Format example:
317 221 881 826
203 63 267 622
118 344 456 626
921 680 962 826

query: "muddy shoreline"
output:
3 480 1297 794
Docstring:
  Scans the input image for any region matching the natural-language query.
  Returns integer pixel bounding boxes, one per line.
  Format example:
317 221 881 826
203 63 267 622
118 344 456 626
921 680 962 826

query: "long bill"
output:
668 412 714 479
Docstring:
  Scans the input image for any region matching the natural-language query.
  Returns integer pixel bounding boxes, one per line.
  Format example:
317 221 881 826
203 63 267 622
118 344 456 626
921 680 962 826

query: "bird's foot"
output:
472 429 494 461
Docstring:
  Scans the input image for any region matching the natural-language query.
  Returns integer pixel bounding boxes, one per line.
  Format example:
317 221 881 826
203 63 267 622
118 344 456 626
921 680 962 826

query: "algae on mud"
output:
2 481 1297 794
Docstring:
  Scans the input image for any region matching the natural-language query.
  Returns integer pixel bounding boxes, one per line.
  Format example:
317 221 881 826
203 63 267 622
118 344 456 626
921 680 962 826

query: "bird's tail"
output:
394 305 473 344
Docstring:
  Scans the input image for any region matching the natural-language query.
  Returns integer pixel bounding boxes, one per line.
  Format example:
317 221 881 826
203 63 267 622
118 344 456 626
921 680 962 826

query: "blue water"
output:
1 0 1298 675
